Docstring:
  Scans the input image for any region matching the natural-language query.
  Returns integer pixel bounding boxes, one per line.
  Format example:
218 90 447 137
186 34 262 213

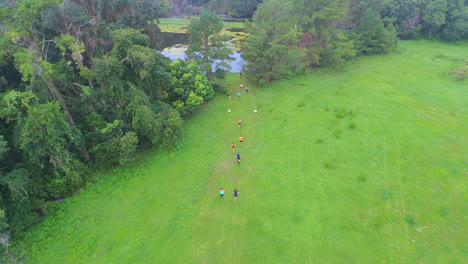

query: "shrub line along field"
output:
16 40 467 263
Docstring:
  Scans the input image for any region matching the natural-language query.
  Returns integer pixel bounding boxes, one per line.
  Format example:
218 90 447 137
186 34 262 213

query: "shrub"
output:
297 102 306 108
119 132 139 166
324 161 334 169
335 108 347 119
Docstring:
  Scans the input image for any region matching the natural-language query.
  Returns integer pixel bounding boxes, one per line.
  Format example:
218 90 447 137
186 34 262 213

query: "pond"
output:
161 45 244 73
159 32 245 73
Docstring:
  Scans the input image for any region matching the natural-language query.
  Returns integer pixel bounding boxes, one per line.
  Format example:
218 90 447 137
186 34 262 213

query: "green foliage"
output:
442 0 468 40
243 0 355 81
187 9 233 79
0 208 9 260
118 132 139 166
0 136 7 159
19 102 85 196
0 0 189 244
87 115 124 167
167 59 214 115
230 0 263 18
13 49 37 82
158 105 183 146
423 0 449 38
126 85 163 143
1 168 29 201
111 28 151 60
351 8 398 55
0 90 38 122
384 0 468 40
243 0 308 82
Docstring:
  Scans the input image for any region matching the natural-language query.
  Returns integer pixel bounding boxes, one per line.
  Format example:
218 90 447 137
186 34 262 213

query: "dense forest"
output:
0 0 467 260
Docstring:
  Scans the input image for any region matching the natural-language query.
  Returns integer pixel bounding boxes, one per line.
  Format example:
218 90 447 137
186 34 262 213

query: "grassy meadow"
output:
16 40 467 263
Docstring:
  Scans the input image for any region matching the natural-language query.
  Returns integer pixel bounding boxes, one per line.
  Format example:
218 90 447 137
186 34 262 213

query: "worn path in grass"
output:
17 40 467 263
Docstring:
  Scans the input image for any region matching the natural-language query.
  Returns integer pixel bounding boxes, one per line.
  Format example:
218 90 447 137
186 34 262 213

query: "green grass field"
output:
159 17 245 32
16 40 467 263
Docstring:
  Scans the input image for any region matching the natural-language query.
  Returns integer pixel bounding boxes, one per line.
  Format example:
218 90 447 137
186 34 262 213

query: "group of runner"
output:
227 83 249 100
222 82 251 201
219 187 239 201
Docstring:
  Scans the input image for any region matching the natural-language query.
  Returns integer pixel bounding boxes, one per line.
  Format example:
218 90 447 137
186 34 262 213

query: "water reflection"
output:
161 45 244 73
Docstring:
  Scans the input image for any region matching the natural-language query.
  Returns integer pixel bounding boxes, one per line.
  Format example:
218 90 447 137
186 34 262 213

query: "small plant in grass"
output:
404 216 417 226
297 102 306 108
315 139 323 144
357 175 367 182
349 122 356 129
324 161 334 169
335 107 347 119
334 107 356 119
333 129 342 138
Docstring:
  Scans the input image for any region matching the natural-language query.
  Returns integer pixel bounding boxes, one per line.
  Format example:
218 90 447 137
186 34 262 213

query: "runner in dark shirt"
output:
233 189 239 201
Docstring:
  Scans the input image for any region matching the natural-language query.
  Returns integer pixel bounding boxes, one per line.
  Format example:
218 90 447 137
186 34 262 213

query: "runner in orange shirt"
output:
238 119 242 128
231 142 236 153
239 135 243 143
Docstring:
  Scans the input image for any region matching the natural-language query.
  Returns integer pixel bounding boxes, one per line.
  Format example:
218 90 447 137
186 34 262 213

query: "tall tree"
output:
243 0 308 82
350 7 397 55
243 0 356 81
423 0 449 38
187 8 233 80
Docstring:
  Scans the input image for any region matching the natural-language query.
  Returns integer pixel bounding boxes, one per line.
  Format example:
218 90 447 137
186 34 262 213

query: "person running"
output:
238 119 242 128
231 142 236 153
233 188 239 201
227 91 231 100
236 152 241 165
240 83 243 90
239 135 243 143
237 92 241 100
219 188 225 199
245 86 249 94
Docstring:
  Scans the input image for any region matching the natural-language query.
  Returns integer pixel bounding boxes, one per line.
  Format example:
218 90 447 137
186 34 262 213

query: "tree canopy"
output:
187 8 233 80
0 1 213 259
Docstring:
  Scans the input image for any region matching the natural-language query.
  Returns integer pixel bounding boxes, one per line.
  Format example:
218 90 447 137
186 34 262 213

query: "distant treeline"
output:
171 0 467 42
242 0 468 81
169 0 264 18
